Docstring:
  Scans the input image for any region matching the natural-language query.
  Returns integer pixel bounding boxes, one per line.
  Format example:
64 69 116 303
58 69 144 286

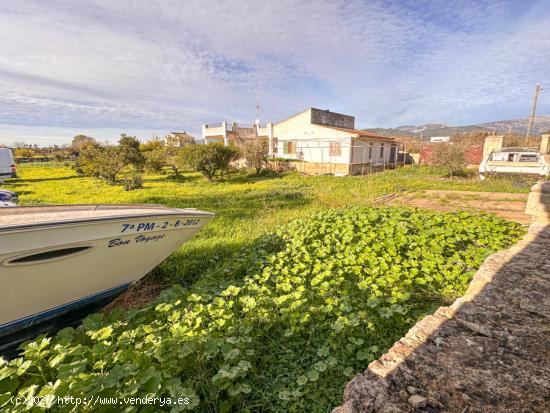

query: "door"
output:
389 145 397 163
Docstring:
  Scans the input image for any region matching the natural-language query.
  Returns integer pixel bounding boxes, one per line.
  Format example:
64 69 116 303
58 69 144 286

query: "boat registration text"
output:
120 218 200 233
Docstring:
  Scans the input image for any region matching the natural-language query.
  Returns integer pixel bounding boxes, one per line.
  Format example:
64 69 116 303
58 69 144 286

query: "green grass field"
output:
2 163 527 285
3 163 531 289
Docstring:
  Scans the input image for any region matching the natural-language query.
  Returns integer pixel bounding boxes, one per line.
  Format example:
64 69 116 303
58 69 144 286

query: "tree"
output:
163 135 194 177
14 147 35 158
165 133 195 148
73 143 126 185
96 145 126 184
73 142 103 176
118 135 145 170
243 139 269 175
13 141 28 149
140 138 164 153
431 144 467 179
179 144 240 181
140 138 166 172
144 146 166 173
71 135 96 152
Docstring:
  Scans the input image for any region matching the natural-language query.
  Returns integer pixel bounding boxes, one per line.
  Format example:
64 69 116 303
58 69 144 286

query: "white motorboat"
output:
0 204 214 350
479 147 549 180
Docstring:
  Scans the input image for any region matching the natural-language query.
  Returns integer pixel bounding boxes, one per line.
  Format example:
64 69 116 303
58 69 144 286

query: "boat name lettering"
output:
135 234 166 243
108 238 131 248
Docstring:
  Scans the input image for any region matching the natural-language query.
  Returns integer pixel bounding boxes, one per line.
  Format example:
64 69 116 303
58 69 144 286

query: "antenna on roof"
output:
255 103 260 126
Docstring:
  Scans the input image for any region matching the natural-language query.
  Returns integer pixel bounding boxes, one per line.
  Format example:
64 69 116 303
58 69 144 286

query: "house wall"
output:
351 138 393 165
257 123 274 155
482 135 505 159
273 113 354 164
310 108 355 129
540 134 550 155
203 122 228 145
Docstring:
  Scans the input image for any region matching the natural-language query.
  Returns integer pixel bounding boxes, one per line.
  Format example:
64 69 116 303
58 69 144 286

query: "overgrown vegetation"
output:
431 144 467 178
0 207 524 412
72 133 243 186
73 135 144 189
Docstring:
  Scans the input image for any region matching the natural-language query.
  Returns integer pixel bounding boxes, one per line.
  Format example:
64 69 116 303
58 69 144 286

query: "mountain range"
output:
364 115 550 139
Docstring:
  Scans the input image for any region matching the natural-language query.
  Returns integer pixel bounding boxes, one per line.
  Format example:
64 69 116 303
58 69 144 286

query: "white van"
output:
0 148 16 179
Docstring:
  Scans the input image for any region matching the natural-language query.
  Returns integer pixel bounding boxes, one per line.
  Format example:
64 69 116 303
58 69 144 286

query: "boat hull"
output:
0 211 213 345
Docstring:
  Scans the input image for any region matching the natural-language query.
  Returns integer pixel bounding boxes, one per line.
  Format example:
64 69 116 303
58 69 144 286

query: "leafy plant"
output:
0 207 524 412
121 165 144 191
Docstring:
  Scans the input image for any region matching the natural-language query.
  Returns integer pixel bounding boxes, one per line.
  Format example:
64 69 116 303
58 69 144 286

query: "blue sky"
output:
0 0 549 145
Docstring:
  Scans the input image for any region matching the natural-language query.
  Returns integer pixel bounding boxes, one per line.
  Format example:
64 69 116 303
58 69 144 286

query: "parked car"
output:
479 147 549 180
0 148 16 180
0 189 17 208
0 189 17 202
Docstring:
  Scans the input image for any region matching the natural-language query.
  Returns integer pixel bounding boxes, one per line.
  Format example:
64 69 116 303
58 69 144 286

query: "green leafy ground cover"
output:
0 206 524 412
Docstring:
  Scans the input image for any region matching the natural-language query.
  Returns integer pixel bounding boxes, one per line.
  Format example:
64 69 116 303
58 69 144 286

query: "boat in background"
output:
479 147 549 180
0 204 214 353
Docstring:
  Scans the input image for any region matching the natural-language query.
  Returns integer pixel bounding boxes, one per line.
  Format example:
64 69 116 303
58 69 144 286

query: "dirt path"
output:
381 190 531 224
333 215 550 413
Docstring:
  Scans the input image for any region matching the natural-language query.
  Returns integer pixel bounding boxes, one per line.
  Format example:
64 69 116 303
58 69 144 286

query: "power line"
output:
526 85 543 139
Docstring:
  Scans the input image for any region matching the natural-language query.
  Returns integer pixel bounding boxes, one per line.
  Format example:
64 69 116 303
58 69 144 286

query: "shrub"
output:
431 144 467 178
180 144 240 180
121 166 144 191
243 139 268 175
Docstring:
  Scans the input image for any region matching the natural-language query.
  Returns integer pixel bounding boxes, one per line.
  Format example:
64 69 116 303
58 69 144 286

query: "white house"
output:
430 136 450 143
202 108 397 175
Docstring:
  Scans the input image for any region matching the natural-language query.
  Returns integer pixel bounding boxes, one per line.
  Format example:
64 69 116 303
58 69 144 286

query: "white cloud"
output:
0 0 549 145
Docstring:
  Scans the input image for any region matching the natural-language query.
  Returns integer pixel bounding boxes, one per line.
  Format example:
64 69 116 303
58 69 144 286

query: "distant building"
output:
202 108 396 175
165 131 195 145
430 136 450 143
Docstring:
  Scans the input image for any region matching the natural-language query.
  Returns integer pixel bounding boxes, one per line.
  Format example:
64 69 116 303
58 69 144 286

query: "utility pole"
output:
526 85 543 139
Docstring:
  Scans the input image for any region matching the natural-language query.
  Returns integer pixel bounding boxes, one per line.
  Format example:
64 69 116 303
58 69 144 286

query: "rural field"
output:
0 163 529 412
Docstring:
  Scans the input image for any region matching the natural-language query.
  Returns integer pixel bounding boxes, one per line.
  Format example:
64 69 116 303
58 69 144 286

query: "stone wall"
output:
419 144 483 165
482 135 504 159
525 181 550 220
332 183 550 413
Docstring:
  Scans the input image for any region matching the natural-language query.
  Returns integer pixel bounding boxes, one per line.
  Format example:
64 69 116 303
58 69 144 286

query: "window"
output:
283 141 296 155
329 142 341 156
380 143 385 159
519 154 538 162
368 143 373 160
